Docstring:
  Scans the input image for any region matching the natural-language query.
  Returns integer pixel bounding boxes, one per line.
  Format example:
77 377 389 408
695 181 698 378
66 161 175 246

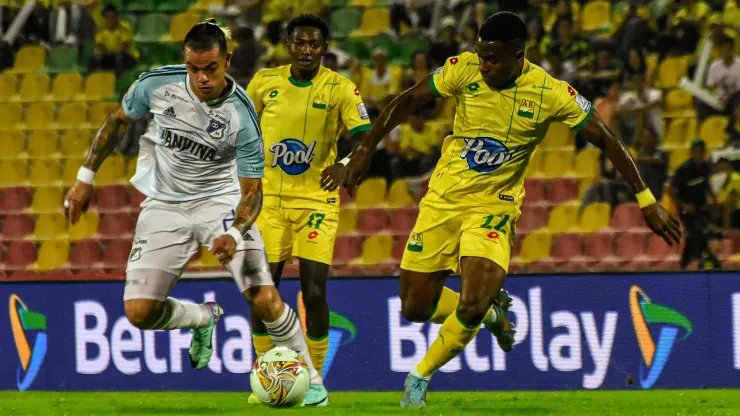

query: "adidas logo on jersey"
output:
163 106 176 118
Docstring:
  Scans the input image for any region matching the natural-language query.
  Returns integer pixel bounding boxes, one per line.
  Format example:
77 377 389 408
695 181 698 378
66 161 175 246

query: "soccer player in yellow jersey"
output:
336 12 682 408
244 14 371 407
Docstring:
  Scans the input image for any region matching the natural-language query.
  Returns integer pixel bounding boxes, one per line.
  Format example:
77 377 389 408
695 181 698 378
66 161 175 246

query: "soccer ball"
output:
249 346 310 407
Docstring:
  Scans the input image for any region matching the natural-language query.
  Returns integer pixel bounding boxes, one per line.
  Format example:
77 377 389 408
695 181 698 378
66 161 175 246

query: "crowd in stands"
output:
5 0 740 276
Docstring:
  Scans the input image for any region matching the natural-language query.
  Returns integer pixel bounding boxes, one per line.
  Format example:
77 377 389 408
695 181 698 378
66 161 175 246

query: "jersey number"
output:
481 214 510 234
307 213 325 229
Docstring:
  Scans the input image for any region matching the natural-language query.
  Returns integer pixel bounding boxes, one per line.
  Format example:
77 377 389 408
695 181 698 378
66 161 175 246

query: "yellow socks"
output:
416 310 480 377
306 335 329 377
252 332 275 357
429 287 495 326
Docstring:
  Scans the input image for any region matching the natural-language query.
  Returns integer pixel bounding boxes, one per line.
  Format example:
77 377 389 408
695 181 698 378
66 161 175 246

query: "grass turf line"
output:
1 390 739 415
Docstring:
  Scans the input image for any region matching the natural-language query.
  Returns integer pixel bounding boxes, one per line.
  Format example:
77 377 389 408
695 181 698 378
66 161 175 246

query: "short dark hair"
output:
479 12 527 43
184 19 228 55
719 35 735 47
102 4 118 16
287 14 330 42
324 52 337 61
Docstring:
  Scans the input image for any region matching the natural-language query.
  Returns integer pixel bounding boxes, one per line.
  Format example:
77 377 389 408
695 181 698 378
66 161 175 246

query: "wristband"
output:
76 167 96 185
339 157 350 166
226 227 243 244
636 188 657 208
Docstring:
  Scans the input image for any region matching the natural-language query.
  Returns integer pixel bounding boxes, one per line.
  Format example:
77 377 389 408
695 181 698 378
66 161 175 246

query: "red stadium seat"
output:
94 185 130 213
389 207 418 235
332 264 365 276
282 263 299 277
102 239 132 269
611 202 645 230
508 261 524 273
0 187 31 213
583 231 616 258
546 178 578 203
0 214 34 240
4 241 37 269
68 239 103 268
367 261 399 275
528 261 556 273
550 233 583 260
516 205 548 233
615 231 648 259
339 187 352 205
523 178 546 205
392 235 408 260
644 234 680 261
624 259 652 271
512 232 524 257
357 208 390 234
98 213 134 238
333 235 362 264
130 189 147 211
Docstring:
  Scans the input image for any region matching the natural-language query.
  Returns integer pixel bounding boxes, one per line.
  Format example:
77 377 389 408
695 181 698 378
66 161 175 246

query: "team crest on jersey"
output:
460 138 518 173
312 93 327 110
517 100 535 119
407 233 423 252
207 119 226 140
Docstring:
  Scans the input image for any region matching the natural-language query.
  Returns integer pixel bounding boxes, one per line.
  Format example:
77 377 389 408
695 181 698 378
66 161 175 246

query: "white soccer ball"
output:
249 346 311 407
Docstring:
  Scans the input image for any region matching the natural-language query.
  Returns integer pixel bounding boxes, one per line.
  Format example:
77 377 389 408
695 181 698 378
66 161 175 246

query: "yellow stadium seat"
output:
96 154 126 185
663 118 697 149
579 202 610 233
28 159 61 186
574 147 599 178
352 8 390 37
11 73 50 103
578 177 596 199
0 130 26 159
61 158 85 186
515 230 552 264
349 0 381 6
9 45 46 73
337 206 359 235
27 130 59 159
60 130 91 158
0 103 23 130
193 246 221 268
358 233 393 265
126 156 137 179
669 148 689 173
542 121 574 149
29 186 63 214
56 102 89 129
19 102 56 131
163 13 200 43
526 148 546 177
89 102 119 125
32 213 67 240
581 0 611 32
699 115 729 148
189 0 224 12
541 150 575 178
664 89 695 117
656 57 688 89
0 72 18 102
31 240 70 271
353 177 387 208
0 159 28 187
68 211 100 241
387 179 415 208
547 202 580 234
646 53 659 76
77 72 116 101
47 73 84 102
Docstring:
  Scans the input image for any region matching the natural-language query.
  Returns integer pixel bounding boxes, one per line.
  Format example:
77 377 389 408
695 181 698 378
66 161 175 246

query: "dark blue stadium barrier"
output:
2 273 740 392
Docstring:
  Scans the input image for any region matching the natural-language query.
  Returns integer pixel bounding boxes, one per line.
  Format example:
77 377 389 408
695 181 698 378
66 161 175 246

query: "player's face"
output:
184 45 232 102
288 27 326 73
476 38 523 90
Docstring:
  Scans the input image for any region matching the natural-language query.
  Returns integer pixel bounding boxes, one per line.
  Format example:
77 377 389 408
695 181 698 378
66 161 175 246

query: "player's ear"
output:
224 51 233 69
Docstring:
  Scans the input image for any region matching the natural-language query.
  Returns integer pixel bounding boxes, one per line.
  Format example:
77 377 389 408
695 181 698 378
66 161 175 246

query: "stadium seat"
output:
0 187 31 213
193 246 221 269
523 178 546 205
56 102 89 129
94 185 130 212
357 208 390 234
358 233 393 265
0 72 18 101
28 159 61 186
9 45 46 73
102 239 133 269
699 115 729 148
96 154 127 185
371 35 400 61
396 36 431 66
68 239 103 269
549 232 584 261
624 259 652 271
611 202 644 230
581 0 611 33
189 0 223 12
125 156 137 179
579 202 610 233
515 230 552 264
11 73 50 103
89 101 119 125
27 130 60 159
68 212 100 241
333 235 362 264
663 118 697 149
158 0 193 12
20 102 56 131
540 150 575 178
387 179 415 208
664 89 695 117
644 233 679 262
353 177 387 208
337 206 359 235
366 261 399 275
0 103 23 130
517 205 549 233
574 147 599 178
0 214 34 240
339 186 352 205
0 160 29 187
546 177 578 203
45 45 82 73
389 206 418 235
78 72 116 101
60 130 91 158
32 213 67 240
392 235 409 260
615 231 648 260
29 187 63 214
61 158 85 186
135 14 170 43
332 8 363 38
0 130 26 159
668 148 689 173
4 241 37 269
126 0 157 12
655 56 688 89
163 13 200 43
99 213 134 238
352 8 391 37
130 189 147 211
542 122 574 149
547 202 579 233
46 72 84 102
33 240 70 271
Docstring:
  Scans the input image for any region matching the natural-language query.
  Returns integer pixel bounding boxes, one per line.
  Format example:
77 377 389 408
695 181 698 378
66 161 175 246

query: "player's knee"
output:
456 295 490 325
401 297 435 323
124 299 164 329
245 286 283 322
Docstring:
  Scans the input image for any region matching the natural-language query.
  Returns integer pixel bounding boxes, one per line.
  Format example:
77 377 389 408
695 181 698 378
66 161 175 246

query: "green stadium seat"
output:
370 35 399 60
44 45 82 73
136 43 180 72
117 70 140 96
340 38 370 61
331 0 350 5
395 36 431 66
331 7 362 38
104 0 125 10
125 0 156 12
120 13 137 31
134 14 170 43
157 0 194 12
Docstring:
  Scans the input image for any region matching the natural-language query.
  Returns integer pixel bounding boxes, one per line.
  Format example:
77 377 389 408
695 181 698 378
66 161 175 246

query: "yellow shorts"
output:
256 206 338 265
400 199 517 274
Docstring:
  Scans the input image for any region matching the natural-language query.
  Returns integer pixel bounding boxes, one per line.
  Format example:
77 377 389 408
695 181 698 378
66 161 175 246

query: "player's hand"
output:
212 234 237 264
343 147 372 193
63 180 93 225
320 163 346 192
642 203 682 246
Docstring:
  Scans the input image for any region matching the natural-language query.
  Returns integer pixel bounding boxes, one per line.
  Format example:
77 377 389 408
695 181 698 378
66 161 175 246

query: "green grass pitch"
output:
1 391 740 415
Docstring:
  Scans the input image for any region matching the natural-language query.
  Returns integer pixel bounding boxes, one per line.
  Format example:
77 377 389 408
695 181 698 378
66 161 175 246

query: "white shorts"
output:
124 192 273 300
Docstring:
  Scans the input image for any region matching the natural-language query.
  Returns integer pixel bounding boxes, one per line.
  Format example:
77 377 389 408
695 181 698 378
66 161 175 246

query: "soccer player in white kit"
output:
63 20 327 405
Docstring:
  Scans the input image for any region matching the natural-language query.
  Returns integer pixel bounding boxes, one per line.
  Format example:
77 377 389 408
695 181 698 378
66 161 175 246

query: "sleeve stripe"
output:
572 106 594 133
429 73 442 98
234 89 262 136
349 123 372 136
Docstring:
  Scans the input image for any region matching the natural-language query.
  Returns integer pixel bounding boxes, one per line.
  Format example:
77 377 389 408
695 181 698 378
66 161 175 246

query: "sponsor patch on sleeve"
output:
575 94 592 113
357 102 369 120
434 66 443 75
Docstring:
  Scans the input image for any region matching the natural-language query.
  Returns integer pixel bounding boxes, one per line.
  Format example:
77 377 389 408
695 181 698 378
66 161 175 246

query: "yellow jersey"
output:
246 65 371 211
717 172 740 209
427 52 592 211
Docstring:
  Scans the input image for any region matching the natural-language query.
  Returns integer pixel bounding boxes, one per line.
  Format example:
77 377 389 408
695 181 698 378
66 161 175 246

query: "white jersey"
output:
122 65 264 202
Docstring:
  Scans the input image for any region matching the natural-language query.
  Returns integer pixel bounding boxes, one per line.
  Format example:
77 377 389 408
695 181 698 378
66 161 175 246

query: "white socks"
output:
152 297 211 330
264 304 323 385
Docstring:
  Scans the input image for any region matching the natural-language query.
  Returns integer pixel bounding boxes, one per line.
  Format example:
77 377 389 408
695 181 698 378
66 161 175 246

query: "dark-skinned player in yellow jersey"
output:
326 12 682 408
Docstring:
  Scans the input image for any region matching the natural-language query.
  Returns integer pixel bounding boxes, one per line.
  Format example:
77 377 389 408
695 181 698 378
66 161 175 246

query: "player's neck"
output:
290 65 320 83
